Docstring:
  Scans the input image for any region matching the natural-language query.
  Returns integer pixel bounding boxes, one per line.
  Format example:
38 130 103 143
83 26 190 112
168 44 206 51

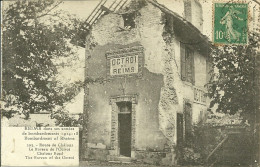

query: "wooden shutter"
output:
180 43 186 81
185 47 192 83
191 50 195 84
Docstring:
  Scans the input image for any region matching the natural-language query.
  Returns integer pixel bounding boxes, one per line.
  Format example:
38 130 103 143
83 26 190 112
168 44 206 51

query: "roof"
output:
82 0 213 54
147 0 212 55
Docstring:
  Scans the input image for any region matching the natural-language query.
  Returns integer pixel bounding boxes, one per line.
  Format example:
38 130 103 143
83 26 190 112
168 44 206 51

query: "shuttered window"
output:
180 43 195 84
184 102 192 145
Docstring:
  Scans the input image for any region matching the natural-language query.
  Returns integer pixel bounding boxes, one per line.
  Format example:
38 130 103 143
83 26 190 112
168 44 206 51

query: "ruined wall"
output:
84 1 209 164
85 3 171 152
86 43 167 149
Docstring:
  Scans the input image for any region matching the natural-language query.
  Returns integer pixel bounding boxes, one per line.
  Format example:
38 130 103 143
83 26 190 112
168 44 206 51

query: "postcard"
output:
1 0 259 166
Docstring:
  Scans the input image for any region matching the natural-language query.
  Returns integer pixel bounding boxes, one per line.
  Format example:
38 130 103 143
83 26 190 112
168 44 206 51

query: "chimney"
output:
184 0 192 22
184 0 203 32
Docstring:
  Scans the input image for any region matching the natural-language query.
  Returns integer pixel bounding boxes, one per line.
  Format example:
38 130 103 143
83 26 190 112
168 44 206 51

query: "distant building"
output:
82 0 212 165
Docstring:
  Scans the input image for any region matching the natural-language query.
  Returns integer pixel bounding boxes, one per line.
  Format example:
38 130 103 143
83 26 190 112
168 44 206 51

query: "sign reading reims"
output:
106 45 143 77
110 55 138 76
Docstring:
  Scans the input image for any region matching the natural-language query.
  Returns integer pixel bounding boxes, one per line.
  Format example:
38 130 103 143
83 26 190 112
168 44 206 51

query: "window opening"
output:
122 13 136 29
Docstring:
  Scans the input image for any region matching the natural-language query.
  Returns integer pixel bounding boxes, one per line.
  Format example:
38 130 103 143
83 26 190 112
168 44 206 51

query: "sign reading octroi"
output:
110 55 138 76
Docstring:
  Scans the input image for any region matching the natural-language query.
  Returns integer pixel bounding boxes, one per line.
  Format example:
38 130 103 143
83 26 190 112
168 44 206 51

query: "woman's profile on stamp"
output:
220 5 243 42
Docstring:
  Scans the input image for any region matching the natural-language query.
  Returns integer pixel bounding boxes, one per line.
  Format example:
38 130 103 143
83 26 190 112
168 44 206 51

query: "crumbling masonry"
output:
82 0 211 165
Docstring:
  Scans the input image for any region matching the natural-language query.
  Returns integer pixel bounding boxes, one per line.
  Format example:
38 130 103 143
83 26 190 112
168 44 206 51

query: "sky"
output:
2 0 259 115
59 0 100 19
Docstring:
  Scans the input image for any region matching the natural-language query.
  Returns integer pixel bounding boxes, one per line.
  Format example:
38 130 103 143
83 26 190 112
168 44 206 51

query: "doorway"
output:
117 102 132 157
184 102 192 144
177 113 184 147
177 113 184 162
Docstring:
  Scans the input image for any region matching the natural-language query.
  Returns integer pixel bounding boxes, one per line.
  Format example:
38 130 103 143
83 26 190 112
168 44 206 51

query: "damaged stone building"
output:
82 0 211 165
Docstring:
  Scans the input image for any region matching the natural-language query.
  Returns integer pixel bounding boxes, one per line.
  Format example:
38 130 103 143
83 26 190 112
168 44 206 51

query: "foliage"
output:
1 95 19 119
2 0 84 116
1 107 18 119
182 147 201 165
207 33 259 124
70 18 90 48
49 77 107 127
181 114 251 165
206 110 246 126
181 124 226 165
51 108 83 127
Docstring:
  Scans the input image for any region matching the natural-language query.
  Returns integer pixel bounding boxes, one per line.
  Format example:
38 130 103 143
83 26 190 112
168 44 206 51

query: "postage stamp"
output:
213 2 248 45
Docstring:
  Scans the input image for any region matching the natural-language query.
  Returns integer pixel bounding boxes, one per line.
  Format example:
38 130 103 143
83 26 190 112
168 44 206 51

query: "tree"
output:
2 0 83 116
208 33 259 125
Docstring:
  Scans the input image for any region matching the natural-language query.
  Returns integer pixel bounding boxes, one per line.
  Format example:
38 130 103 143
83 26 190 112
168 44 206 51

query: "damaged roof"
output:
147 0 212 54
80 0 212 54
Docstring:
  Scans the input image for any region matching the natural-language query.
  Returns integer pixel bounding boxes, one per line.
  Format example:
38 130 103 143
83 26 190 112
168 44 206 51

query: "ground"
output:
79 161 206 167
80 161 160 167
79 161 251 167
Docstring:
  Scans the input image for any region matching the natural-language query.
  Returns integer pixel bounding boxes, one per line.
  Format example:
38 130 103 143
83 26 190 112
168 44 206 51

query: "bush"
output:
182 147 202 165
181 124 226 165
51 108 83 127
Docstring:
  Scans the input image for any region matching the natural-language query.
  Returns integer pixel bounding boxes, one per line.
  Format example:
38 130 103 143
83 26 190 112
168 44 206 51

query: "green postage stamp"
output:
214 3 248 45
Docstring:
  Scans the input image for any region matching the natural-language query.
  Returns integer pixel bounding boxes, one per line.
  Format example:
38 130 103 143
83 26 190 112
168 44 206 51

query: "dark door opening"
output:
177 113 184 163
184 102 192 145
117 102 132 157
177 113 184 147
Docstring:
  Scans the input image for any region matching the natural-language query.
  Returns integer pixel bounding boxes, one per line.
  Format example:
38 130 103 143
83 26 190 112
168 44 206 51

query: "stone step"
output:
108 160 121 163
116 156 132 163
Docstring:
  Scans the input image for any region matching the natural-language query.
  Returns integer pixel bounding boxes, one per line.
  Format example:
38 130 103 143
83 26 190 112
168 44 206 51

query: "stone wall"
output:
85 2 170 149
83 1 209 165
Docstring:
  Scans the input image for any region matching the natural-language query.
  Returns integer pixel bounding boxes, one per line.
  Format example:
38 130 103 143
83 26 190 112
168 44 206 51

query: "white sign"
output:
1 127 79 166
110 55 138 76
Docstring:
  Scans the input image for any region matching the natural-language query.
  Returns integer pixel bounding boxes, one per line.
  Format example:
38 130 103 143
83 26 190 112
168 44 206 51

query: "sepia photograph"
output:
1 0 260 166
